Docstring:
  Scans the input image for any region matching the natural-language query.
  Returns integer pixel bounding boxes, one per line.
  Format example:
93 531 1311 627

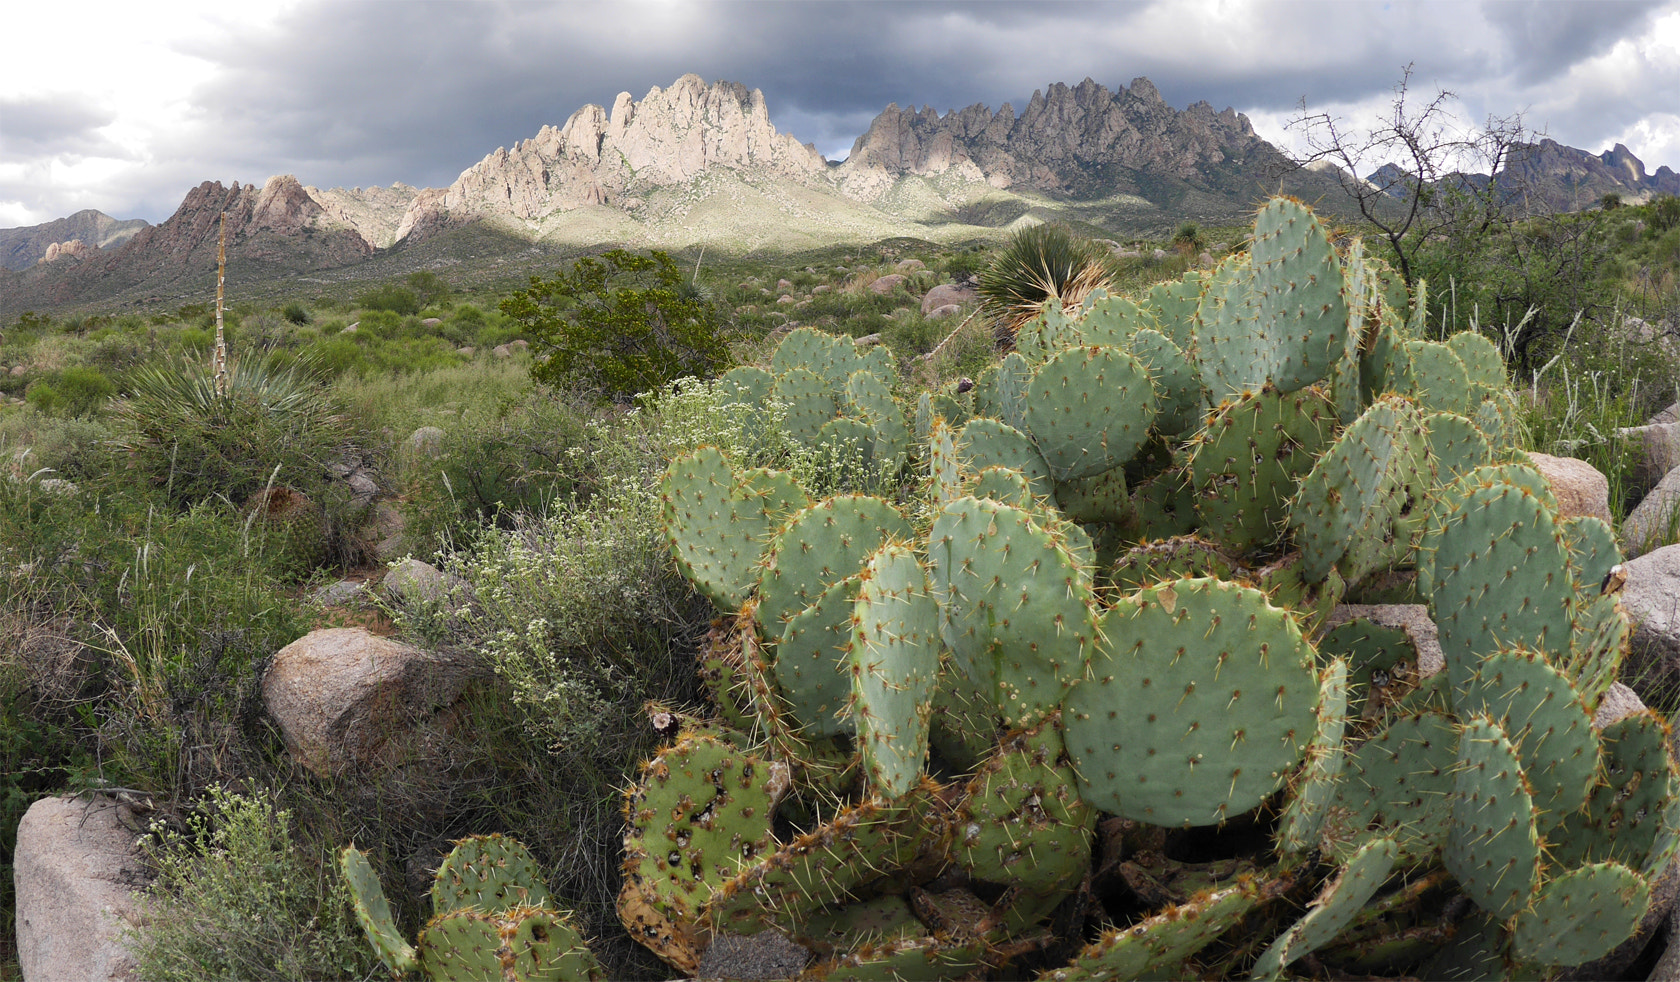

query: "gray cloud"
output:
0 94 121 160
7 0 1678 223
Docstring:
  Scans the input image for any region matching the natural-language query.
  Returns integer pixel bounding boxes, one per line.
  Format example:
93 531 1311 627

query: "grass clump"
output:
978 223 1118 341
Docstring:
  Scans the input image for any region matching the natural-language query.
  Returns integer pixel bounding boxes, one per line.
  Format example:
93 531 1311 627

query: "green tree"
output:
405 270 451 307
500 249 731 401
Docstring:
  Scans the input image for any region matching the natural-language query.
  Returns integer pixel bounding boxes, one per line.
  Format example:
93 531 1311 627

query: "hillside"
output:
0 209 148 271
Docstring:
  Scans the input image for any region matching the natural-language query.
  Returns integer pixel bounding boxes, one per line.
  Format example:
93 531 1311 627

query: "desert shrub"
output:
280 301 311 325
405 271 451 307
25 367 115 419
127 785 375 981
112 353 350 507
356 283 420 316
978 223 1118 340
0 413 118 483
502 249 733 402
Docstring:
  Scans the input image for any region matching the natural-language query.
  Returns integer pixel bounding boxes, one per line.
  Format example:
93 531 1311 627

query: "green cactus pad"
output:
1322 711 1458 861
955 418 1053 499
847 369 910 467
341 845 420 975
1193 252 1262 402
815 416 877 469
758 496 915 642
1252 835 1397 980
1359 311 1405 405
1277 658 1351 855
1393 339 1476 416
929 418 962 504
660 448 810 611
1130 327 1206 436
797 895 925 949
1023 345 1157 481
1130 469 1199 539
1444 715 1539 919
966 466 1035 508
1145 271 1205 352
1508 861 1650 968
774 574 863 738
1052 466 1131 525
775 366 842 448
958 716 1094 897
928 678 1000 776
1289 396 1428 583
993 352 1035 433
1247 195 1350 394
623 735 783 929
1107 535 1236 594
1549 711 1680 875
1473 387 1525 449
1560 516 1621 591
419 905 601 982
927 497 1097 727
804 936 987 981
432 834 552 917
1187 386 1336 554
1078 293 1153 345
849 544 941 797
1039 878 1267 981
1446 331 1507 390
1458 648 1598 830
1330 239 1377 422
773 326 844 378
1015 300 1085 365
1066 577 1320 827
719 364 775 405
1422 411 1492 482
707 794 930 934
1422 480 1576 702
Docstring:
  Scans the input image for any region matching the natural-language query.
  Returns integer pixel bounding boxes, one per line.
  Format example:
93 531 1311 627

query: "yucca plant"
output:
113 352 350 508
977 222 1118 342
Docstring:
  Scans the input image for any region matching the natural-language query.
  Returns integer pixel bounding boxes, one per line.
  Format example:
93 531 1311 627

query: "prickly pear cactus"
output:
341 839 601 981
631 194 1673 981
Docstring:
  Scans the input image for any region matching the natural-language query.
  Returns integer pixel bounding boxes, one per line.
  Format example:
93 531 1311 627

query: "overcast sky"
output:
3 0 1678 228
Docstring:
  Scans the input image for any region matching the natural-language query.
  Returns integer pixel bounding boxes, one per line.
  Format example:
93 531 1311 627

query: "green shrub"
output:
501 249 733 402
978 223 1118 340
127 786 375 981
280 301 311 325
357 284 421 316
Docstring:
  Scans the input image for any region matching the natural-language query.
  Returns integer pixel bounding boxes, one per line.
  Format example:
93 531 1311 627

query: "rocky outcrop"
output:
0 209 147 271
1502 139 1680 212
835 77 1294 203
304 182 420 250
400 74 829 240
1527 451 1612 522
38 239 96 264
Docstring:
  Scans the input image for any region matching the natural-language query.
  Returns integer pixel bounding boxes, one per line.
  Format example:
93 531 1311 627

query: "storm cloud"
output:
3 0 1677 225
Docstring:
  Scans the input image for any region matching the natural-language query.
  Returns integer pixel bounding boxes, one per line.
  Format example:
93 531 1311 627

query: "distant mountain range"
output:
1 74 1671 317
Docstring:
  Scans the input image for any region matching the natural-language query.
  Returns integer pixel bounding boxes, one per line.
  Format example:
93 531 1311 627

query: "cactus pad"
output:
1251 836 1397 979
1549 711 1680 875
1289 396 1428 583
1322 711 1458 861
1458 648 1598 829
1423 480 1576 701
1508 861 1650 968
956 418 1053 499
1247 195 1350 393
958 716 1094 898
660 448 809 611
432 834 552 917
1107 535 1236 593
774 574 864 738
1444 715 1539 919
1130 327 1206 436
849 544 940 797
927 497 1097 727
1187 386 1335 554
1422 411 1492 482
758 496 914 642
1277 658 1351 854
419 906 600 982
622 735 784 930
1066 577 1320 827
1024 345 1157 481
1040 878 1267 981
341 845 420 975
